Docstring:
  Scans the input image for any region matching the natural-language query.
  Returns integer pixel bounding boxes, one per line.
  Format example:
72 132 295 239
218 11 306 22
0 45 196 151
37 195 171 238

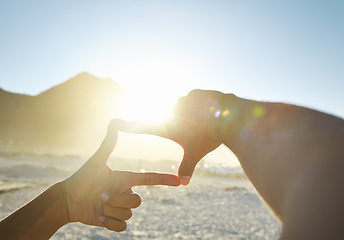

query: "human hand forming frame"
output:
113 89 344 239
112 90 225 185
0 120 180 240
65 120 180 229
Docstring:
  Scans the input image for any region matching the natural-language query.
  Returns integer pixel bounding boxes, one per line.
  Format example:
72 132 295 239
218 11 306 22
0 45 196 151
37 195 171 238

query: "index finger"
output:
88 120 118 164
126 172 181 187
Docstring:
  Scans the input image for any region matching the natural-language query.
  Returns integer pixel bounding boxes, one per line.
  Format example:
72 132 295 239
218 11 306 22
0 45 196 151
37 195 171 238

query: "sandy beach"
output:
0 155 281 239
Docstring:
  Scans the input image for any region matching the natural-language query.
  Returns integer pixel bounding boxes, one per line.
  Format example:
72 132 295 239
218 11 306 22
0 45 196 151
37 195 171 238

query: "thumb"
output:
88 120 118 164
178 150 200 186
111 119 168 138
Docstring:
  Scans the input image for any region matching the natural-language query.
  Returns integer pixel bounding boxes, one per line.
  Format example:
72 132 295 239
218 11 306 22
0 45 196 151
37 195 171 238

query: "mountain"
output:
0 73 124 156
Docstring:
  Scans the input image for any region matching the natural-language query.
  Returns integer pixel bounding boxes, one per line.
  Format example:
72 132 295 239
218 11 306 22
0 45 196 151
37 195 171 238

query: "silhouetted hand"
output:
112 90 225 185
64 120 180 231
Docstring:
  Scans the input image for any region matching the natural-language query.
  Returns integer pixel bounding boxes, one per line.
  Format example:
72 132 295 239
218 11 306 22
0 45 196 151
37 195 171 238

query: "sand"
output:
0 156 281 239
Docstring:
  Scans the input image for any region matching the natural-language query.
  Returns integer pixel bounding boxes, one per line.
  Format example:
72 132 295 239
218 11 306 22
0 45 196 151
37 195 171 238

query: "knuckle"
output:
109 118 117 127
116 221 127 232
131 194 141 208
123 209 132 220
102 205 110 215
177 96 187 104
188 89 200 96
105 220 127 232
108 196 119 206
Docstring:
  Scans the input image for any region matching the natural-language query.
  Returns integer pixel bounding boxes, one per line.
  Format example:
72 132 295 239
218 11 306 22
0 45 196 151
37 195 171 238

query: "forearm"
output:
0 182 69 240
216 93 344 218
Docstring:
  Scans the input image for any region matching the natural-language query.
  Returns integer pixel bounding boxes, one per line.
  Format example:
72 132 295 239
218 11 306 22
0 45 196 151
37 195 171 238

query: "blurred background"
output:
1 0 343 164
0 1 343 239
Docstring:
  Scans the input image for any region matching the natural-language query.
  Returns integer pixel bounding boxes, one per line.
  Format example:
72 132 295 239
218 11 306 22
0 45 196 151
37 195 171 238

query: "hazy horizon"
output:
1 1 343 167
0 73 240 166
1 0 343 119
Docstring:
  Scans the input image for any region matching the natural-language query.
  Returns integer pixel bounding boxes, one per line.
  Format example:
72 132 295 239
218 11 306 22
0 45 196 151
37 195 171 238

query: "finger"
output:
107 192 141 208
103 206 132 221
187 89 224 99
101 217 127 232
89 120 118 164
111 119 168 138
126 172 181 187
178 151 200 186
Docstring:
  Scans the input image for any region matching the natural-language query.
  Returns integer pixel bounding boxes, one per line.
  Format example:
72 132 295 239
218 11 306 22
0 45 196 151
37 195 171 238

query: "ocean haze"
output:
0 72 239 166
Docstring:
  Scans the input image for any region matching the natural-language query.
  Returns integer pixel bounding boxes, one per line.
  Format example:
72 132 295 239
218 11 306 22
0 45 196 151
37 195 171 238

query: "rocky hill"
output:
0 73 123 156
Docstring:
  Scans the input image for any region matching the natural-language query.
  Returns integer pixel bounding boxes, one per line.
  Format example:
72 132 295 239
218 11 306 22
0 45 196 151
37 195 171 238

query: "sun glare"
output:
120 91 175 123
109 52 202 123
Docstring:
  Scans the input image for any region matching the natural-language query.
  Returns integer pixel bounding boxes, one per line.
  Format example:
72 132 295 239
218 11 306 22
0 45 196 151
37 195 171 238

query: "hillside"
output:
0 73 124 156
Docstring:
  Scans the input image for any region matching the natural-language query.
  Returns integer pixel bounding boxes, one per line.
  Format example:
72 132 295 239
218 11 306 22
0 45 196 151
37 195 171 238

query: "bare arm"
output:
114 89 344 239
0 182 69 239
217 94 344 218
220 95 344 239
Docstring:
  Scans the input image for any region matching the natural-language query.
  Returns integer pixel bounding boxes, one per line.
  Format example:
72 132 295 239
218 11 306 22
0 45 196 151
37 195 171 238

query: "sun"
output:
120 89 176 123
110 53 202 123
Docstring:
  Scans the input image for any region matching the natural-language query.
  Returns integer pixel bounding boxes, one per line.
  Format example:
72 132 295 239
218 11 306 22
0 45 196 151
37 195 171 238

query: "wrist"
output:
63 178 82 223
215 93 253 143
57 181 71 224
212 93 239 141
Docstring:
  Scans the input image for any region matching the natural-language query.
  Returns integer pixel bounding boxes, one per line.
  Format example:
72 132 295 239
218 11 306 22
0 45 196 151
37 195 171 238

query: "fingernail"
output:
180 176 191 186
99 215 105 223
101 192 108 202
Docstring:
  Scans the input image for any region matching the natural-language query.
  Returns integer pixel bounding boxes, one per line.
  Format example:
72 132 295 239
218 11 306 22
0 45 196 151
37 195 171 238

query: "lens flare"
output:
222 109 231 118
214 110 221 118
209 106 216 114
253 105 265 118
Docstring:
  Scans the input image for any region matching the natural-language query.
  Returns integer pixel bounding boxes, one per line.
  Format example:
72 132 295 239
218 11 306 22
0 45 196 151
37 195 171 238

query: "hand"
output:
112 90 225 185
64 120 180 231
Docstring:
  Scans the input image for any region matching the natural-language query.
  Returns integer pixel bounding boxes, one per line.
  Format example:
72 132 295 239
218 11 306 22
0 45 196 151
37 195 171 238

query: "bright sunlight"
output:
90 50 239 167
108 51 204 123
120 89 175 123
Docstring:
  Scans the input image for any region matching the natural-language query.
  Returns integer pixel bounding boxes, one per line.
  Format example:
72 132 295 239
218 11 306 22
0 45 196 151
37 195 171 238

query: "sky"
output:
0 0 343 165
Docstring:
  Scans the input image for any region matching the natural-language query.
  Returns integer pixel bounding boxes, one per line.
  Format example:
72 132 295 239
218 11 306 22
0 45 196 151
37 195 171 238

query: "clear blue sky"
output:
1 0 343 118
